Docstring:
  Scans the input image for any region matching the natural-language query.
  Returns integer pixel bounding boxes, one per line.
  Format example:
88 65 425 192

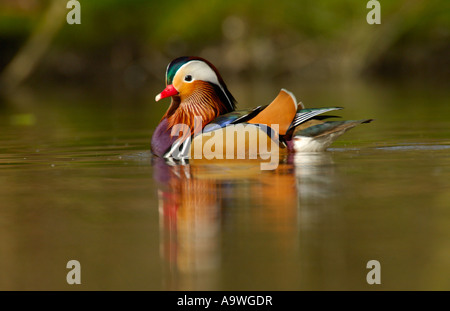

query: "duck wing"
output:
287 107 344 132
294 119 374 138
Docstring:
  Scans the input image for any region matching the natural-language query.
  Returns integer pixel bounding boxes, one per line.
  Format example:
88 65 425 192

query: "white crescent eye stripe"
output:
175 61 220 85
173 60 234 110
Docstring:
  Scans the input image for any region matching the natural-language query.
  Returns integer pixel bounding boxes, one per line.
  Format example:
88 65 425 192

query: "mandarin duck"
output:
151 56 372 160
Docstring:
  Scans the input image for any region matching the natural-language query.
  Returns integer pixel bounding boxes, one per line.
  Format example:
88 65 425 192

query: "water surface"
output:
0 81 449 290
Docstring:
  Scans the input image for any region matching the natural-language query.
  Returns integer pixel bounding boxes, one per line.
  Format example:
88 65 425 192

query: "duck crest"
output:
166 56 192 85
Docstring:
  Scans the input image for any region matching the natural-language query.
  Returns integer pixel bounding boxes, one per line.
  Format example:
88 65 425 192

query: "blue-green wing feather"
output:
203 106 345 135
203 105 266 133
288 107 343 131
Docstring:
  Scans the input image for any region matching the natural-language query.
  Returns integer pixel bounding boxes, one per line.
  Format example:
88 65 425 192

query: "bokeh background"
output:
0 0 448 93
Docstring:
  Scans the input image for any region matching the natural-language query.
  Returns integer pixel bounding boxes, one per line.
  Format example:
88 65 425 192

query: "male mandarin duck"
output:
151 56 372 159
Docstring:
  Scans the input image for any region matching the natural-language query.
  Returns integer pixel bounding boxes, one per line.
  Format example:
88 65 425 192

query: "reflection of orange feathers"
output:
178 170 219 219
161 165 221 277
252 164 298 234
157 160 300 288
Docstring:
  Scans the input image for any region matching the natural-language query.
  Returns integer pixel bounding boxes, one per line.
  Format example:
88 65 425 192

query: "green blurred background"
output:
0 0 448 93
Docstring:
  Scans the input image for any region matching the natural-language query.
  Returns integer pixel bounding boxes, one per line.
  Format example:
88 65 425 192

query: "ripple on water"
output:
329 143 450 152
374 144 450 151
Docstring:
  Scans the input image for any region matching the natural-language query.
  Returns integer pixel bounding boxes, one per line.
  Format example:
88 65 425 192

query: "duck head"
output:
156 57 236 127
151 57 236 157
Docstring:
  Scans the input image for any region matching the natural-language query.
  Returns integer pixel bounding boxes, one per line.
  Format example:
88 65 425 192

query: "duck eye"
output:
184 75 193 82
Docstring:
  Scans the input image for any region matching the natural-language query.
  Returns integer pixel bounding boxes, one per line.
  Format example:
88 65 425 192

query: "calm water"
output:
0 81 449 290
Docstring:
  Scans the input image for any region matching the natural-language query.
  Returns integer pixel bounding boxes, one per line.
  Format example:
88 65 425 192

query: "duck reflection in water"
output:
153 153 336 290
154 156 222 290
